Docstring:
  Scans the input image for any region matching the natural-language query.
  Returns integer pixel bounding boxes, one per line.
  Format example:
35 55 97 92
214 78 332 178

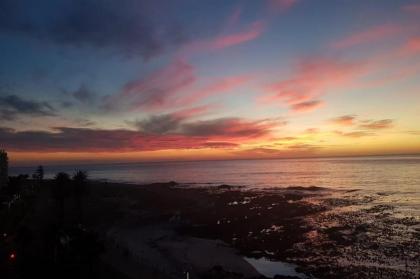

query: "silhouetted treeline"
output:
1 165 106 279
51 170 89 224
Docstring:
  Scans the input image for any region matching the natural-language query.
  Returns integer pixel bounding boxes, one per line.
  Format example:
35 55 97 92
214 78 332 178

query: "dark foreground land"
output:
1 180 419 278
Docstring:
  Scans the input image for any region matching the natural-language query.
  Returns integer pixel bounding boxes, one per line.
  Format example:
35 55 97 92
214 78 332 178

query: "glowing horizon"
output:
1 0 420 165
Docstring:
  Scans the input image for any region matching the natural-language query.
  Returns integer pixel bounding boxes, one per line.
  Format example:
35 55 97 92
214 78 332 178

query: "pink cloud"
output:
350 38 420 88
105 59 196 111
399 37 420 56
104 57 254 114
291 100 324 112
211 22 263 49
182 21 264 54
268 0 298 12
263 57 363 112
225 7 242 30
177 76 250 106
402 3 420 14
171 105 213 119
331 23 401 49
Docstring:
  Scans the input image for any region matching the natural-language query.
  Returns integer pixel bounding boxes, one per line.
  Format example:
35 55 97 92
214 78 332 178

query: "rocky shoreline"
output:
3 178 418 278
81 181 419 278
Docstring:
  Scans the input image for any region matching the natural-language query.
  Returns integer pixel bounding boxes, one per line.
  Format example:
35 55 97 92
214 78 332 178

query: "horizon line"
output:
9 152 420 168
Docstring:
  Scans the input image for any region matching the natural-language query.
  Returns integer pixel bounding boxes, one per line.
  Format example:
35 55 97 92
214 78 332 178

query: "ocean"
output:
9 155 420 277
10 155 420 216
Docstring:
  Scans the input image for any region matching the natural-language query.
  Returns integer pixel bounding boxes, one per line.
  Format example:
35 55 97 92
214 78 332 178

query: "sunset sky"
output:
1 0 420 165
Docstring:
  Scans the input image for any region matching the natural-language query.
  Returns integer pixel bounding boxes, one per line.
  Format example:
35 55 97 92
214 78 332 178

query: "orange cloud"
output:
305 128 319 134
329 115 356 126
407 131 420 135
237 144 321 159
291 100 324 113
332 117 394 136
334 130 374 138
287 143 321 150
359 119 394 130
331 23 400 49
272 136 297 141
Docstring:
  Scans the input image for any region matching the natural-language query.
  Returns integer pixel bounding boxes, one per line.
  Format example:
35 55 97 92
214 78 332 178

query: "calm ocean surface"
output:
10 155 420 214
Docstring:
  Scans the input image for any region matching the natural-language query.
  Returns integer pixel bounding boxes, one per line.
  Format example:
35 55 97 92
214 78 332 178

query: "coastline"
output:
82 181 419 278
5 179 419 278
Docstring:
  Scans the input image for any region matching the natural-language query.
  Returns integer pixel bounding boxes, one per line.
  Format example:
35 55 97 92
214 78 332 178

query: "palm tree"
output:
72 170 88 223
34 165 44 183
52 172 71 224
32 165 44 191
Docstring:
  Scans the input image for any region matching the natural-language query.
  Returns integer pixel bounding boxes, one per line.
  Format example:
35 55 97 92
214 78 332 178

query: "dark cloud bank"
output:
0 0 187 59
0 94 55 120
0 116 277 152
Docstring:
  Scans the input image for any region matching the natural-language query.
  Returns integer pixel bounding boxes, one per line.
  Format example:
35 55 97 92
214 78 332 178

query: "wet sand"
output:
81 181 419 279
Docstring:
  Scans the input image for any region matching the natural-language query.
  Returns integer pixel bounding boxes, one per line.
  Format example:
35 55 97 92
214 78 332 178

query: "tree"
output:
32 165 44 184
72 170 88 223
32 165 44 191
0 150 8 189
52 172 71 223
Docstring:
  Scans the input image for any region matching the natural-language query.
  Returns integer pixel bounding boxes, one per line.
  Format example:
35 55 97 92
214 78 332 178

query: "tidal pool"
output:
244 257 307 278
